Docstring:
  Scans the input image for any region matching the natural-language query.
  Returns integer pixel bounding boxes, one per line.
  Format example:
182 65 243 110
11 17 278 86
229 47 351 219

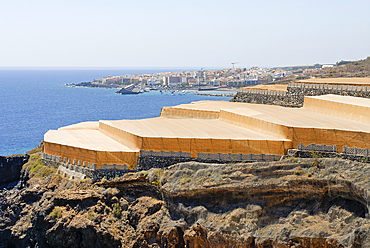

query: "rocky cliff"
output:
1 153 370 247
0 155 29 188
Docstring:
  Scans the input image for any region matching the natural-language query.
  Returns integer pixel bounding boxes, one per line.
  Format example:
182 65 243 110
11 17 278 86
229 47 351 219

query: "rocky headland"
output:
1 149 370 247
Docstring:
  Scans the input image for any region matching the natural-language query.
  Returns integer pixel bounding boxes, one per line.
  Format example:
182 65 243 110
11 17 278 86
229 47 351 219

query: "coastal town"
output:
69 64 322 89
69 59 370 93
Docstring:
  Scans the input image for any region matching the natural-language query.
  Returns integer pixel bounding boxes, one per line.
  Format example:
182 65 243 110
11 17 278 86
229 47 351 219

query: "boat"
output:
115 84 141 94
198 87 218 91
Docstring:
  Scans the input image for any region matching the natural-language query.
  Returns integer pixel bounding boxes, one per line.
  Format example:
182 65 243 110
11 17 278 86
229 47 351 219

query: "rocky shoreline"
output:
66 82 122 89
1 149 370 247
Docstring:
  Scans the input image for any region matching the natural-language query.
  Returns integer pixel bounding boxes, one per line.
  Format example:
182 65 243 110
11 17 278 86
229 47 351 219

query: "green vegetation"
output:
87 211 95 220
29 157 44 174
25 155 56 178
288 157 299 163
28 146 42 155
40 166 55 178
112 203 122 218
180 173 191 185
359 157 369 163
30 154 39 160
336 60 353 66
10 154 24 157
294 166 303 175
152 169 168 188
140 170 148 177
101 176 107 183
50 207 62 219
180 177 191 185
80 178 92 184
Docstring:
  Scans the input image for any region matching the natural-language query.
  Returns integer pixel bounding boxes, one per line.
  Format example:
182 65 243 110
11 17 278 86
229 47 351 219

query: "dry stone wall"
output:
230 82 370 106
42 150 283 180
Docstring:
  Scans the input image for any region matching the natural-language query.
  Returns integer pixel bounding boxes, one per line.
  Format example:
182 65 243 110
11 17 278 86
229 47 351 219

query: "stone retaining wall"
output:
230 83 370 106
42 151 282 181
286 86 370 106
137 156 194 170
288 143 370 163
287 149 370 164
230 92 299 107
42 156 135 182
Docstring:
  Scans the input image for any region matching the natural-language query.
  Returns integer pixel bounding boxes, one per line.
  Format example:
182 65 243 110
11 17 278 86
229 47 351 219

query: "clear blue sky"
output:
1 0 369 68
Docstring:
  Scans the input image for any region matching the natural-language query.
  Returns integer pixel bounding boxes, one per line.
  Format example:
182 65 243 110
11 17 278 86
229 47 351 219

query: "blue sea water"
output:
0 69 233 156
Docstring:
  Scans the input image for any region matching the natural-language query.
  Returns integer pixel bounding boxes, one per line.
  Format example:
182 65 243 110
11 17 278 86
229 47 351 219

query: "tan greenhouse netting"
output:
99 121 142 150
295 77 370 86
141 137 290 157
58 121 99 130
291 128 370 153
160 107 219 119
246 84 288 92
43 142 139 169
44 93 370 169
303 95 370 124
219 109 293 140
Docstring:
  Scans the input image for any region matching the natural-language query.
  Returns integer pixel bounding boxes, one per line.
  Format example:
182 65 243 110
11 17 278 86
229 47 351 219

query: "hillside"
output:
1 149 370 247
273 57 370 84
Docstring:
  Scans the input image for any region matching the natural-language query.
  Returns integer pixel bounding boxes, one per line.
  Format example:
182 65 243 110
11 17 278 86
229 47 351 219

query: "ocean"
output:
0 68 234 156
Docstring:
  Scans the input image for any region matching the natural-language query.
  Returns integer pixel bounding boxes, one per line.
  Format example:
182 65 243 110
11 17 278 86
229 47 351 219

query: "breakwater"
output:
195 92 235 97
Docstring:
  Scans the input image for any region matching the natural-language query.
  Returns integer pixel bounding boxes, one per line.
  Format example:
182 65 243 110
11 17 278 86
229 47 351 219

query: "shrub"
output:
30 154 39 160
289 157 299 163
101 176 107 183
27 156 46 177
80 178 92 184
140 170 148 177
294 166 303 175
28 146 42 154
180 174 192 185
151 169 167 188
180 177 191 185
112 203 122 218
50 207 62 219
87 211 95 220
40 166 56 178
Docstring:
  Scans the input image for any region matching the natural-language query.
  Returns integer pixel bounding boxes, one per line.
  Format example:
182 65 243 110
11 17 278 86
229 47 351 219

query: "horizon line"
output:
0 63 326 70
0 66 232 71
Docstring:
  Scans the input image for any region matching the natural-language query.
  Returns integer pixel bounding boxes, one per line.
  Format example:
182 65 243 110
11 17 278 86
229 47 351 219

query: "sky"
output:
0 0 369 69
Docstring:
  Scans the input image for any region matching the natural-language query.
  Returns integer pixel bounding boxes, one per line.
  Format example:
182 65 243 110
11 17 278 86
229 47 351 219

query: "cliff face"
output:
0 155 29 187
1 157 370 247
